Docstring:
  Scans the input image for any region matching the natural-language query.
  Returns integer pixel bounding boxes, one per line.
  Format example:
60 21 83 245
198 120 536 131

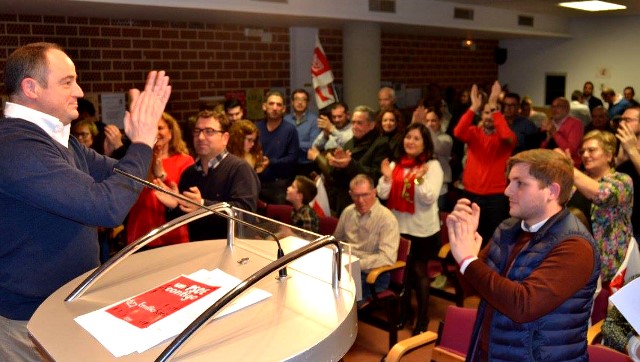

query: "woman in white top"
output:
377 122 444 335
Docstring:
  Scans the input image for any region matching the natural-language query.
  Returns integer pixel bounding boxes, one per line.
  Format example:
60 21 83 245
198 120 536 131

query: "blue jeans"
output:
360 271 391 301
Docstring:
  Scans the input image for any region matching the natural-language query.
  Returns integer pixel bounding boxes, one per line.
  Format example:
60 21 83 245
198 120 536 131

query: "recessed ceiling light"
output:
558 1 626 12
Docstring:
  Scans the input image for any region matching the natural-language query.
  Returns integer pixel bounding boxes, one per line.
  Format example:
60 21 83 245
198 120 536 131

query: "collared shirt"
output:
312 122 353 151
463 216 551 274
194 149 229 175
289 110 308 126
3 102 70 148
333 198 400 271
521 217 550 233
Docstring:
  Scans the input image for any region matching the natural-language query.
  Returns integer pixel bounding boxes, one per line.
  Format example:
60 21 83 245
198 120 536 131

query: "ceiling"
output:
2 0 639 39
436 0 640 17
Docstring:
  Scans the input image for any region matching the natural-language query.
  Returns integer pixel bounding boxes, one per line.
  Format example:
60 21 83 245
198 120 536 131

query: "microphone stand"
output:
113 168 287 279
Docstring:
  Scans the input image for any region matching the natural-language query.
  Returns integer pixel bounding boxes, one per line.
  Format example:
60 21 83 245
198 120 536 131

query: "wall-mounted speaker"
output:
495 47 507 65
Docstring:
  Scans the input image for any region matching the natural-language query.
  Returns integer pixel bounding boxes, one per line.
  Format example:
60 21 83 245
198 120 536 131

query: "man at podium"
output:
0 42 171 361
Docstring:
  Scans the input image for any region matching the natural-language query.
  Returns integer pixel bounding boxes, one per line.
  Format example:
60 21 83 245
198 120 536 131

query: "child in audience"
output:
285 175 320 233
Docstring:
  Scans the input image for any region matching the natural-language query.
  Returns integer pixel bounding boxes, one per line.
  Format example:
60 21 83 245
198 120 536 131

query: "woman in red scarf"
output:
377 122 444 335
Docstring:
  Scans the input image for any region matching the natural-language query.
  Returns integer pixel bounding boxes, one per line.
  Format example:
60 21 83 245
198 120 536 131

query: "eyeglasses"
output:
579 147 602 155
349 191 373 200
74 132 91 138
193 128 224 137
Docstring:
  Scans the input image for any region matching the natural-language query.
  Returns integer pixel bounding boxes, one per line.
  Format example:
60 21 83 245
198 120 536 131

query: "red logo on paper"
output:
106 276 219 329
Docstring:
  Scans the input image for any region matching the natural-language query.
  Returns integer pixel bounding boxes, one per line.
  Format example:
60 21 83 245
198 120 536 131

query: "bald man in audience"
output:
541 97 583 167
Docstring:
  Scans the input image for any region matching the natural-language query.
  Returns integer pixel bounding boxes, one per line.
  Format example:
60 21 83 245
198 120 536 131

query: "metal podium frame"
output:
28 204 358 361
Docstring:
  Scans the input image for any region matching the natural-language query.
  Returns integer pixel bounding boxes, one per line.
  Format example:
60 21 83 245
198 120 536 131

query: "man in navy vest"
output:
446 149 599 361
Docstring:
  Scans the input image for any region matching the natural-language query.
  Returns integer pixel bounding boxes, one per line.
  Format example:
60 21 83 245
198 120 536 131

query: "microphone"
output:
113 168 287 279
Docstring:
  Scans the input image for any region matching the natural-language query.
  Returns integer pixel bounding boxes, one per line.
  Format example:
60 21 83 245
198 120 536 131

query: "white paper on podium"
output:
75 269 271 357
610 276 640 335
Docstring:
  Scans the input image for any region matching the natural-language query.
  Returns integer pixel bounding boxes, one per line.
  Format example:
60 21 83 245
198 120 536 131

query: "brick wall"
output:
0 14 291 122
0 13 497 122
381 33 498 91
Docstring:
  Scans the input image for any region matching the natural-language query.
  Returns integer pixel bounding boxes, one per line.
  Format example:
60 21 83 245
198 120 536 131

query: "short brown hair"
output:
196 109 230 132
4 42 63 98
507 149 574 205
294 175 318 204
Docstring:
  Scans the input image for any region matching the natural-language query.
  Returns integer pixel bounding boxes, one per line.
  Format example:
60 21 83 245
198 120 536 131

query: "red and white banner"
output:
610 238 640 293
311 37 336 109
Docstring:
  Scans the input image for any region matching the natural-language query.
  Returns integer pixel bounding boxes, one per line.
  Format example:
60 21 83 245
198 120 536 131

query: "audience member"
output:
541 97 583 167
602 87 631 119
558 130 633 284
75 98 98 124
321 105 390 214
334 174 400 300
224 98 244 123
227 119 267 173
72 119 98 150
377 87 396 111
74 98 110 154
0 42 170 360
256 91 299 204
569 90 592 128
502 92 539 154
377 123 443 335
126 112 194 247
102 124 128 158
453 81 516 246
602 273 640 358
585 105 614 134
615 106 640 241
623 86 640 107
519 95 548 128
156 110 260 241
424 107 453 211
285 175 320 233
446 88 472 185
583 81 604 111
377 107 405 160
311 101 352 152
448 88 471 126
446 149 599 361
284 89 320 176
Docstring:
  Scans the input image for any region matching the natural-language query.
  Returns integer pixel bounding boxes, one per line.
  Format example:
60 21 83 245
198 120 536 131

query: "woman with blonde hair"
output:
127 112 194 247
559 130 633 285
228 119 267 173
72 119 99 149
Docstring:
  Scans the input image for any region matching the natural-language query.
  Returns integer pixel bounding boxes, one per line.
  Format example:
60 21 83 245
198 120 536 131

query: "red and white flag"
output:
311 37 336 109
610 238 640 293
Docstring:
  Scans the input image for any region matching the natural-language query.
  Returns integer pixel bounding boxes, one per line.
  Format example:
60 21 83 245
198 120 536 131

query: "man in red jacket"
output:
453 81 516 245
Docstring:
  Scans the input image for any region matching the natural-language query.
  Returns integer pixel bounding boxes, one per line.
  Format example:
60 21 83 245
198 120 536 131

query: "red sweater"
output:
454 109 516 195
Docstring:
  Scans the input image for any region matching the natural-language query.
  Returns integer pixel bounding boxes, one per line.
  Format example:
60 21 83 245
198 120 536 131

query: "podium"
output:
28 205 358 361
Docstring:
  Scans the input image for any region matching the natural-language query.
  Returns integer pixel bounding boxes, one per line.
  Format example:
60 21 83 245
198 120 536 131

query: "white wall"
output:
499 15 640 106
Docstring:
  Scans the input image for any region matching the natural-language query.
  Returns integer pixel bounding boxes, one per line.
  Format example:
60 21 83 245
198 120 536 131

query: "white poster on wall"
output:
100 93 126 129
